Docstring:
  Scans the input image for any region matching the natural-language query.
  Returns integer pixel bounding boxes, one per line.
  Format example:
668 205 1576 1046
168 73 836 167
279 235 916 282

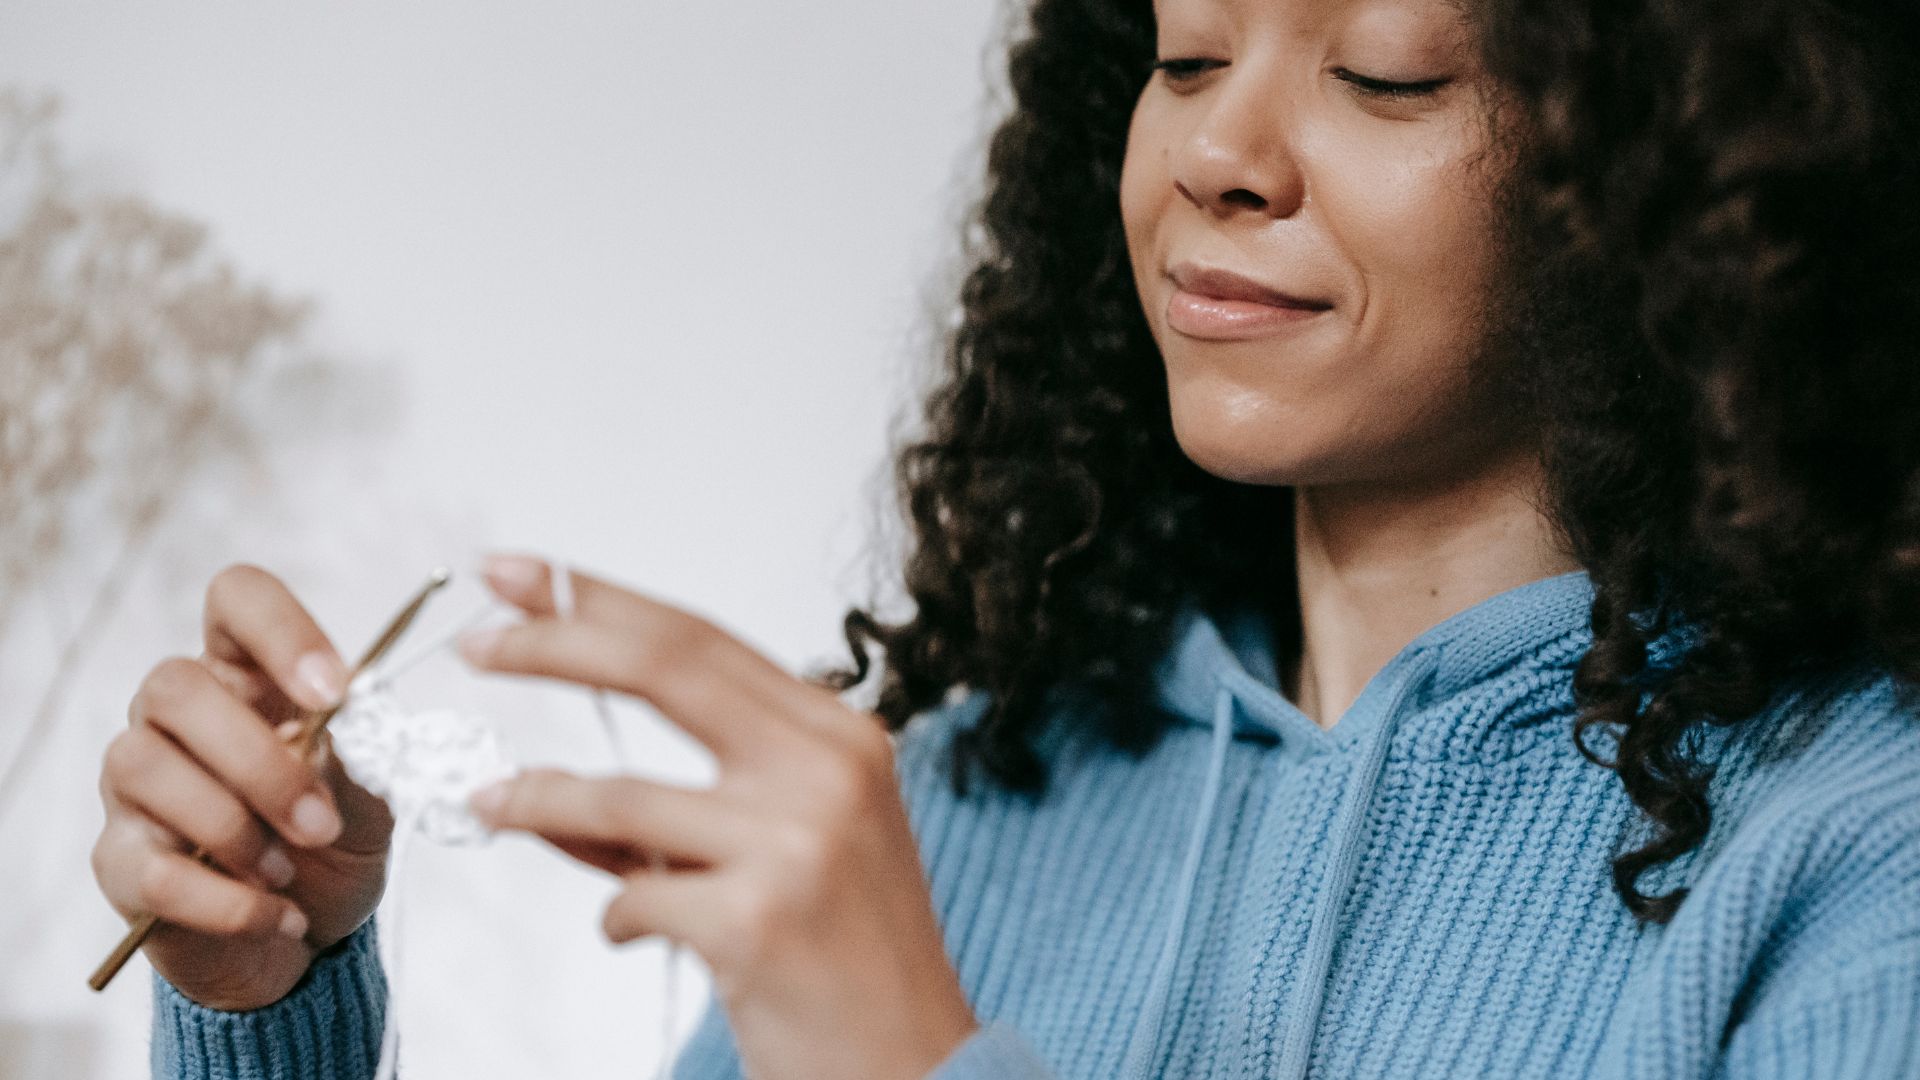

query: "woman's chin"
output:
1170 424 1331 488
1161 391 1317 483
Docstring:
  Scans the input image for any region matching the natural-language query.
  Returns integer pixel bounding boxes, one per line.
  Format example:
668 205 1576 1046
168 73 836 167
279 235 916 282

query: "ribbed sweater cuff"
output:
150 917 387 1080
927 1019 1054 1079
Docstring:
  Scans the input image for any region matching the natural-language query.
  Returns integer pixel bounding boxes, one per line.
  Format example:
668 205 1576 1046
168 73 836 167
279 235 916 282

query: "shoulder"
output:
1712 665 1920 831
1604 668 1920 1048
1699 666 1920 982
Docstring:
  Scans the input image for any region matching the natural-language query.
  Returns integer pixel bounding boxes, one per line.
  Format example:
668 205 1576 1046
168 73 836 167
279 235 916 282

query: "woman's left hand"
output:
455 553 980 1080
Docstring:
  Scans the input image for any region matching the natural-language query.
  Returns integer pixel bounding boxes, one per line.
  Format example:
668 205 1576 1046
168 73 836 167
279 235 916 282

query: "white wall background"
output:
0 3 1013 1077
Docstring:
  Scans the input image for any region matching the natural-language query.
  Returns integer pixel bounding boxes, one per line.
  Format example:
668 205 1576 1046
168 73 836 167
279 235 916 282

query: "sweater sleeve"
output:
666 986 1056 1080
667 986 743 1079
1711 946 1920 1080
150 917 386 1079
927 1020 1057 1079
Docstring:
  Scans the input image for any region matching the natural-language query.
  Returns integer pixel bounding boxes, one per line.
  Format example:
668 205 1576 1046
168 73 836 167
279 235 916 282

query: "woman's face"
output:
1121 0 1519 489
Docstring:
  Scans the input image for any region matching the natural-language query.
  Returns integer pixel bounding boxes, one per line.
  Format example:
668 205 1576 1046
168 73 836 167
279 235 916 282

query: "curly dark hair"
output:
807 0 1920 924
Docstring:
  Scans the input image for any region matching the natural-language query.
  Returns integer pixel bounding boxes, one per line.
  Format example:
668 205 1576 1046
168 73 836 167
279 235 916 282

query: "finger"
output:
133 658 343 848
202 563 349 713
299 725 398 858
601 869 719 947
472 554 816 719
466 554 867 758
458 592 843 765
462 618 765 759
103 726 295 891
198 654 304 727
93 815 171 920
107 841 309 940
472 768 750 866
476 553 622 622
548 835 702 877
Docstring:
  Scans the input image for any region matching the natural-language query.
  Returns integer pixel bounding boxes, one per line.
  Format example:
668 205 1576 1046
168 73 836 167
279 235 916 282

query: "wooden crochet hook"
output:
87 568 453 993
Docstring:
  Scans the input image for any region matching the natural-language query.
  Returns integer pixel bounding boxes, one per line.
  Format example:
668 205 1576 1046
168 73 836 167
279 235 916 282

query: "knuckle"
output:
626 614 713 683
770 822 827 876
497 769 554 822
211 804 263 864
205 563 275 614
722 886 776 965
812 754 874 819
101 730 150 785
601 893 640 943
136 857 185 913
144 657 208 708
89 830 116 889
256 747 311 800
621 634 674 686
214 892 264 936
601 790 642 837
227 767 298 830
842 723 896 775
681 617 728 661
727 871 808 969
93 820 152 914
518 766 562 785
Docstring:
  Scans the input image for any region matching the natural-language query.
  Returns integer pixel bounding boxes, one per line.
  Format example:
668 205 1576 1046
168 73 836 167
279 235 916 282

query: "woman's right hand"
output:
91 564 396 1011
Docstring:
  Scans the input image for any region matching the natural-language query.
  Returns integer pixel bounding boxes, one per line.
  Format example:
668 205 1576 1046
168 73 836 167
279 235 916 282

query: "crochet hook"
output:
87 567 454 993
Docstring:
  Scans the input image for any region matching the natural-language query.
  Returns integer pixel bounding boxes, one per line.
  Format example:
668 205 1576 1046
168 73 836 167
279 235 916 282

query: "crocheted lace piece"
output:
328 675 516 845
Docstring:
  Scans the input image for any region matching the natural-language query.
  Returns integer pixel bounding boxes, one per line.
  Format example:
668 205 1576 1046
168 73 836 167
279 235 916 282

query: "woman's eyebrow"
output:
1339 0 1475 55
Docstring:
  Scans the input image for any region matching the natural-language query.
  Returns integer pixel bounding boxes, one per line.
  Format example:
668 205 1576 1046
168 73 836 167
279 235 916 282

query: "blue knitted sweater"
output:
152 570 1920 1078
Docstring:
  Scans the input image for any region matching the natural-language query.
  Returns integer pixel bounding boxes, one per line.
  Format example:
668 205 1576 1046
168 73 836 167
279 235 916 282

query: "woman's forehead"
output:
1154 0 1473 37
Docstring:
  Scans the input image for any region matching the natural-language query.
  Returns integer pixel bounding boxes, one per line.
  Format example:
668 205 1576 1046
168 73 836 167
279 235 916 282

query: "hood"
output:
1151 568 1606 745
1117 568 1614 1080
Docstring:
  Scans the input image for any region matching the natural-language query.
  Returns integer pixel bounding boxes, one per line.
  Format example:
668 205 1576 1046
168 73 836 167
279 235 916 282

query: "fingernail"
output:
290 793 342 845
294 652 346 710
483 554 544 592
279 906 309 939
258 844 296 889
458 626 505 665
468 780 510 825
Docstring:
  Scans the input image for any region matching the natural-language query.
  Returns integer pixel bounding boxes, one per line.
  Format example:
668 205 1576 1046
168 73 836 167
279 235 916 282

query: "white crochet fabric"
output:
328 673 517 845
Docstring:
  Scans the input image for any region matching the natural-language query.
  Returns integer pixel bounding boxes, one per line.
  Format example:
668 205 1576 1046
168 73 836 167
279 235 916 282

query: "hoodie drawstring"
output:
1118 683 1235 1080
1270 646 1440 1080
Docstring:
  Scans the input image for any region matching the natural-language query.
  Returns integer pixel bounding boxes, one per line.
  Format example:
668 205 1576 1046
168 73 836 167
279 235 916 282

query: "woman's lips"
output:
1166 288 1331 341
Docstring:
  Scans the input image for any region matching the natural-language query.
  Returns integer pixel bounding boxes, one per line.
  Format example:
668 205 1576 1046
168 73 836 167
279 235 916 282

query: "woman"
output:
95 0 1920 1076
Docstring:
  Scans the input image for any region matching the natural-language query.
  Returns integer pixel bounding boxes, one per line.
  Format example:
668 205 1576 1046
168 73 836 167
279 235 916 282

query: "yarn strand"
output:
549 558 684 1080
372 807 421 1080
341 560 688 1079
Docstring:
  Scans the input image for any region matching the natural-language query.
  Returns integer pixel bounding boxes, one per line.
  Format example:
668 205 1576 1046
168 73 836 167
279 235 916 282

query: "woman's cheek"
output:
1338 158 1500 367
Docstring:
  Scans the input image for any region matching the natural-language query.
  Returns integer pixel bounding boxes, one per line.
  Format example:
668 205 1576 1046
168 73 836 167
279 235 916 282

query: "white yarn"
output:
372 805 421 1080
330 653 518 1080
330 679 517 846
550 559 684 1080
320 561 687 1079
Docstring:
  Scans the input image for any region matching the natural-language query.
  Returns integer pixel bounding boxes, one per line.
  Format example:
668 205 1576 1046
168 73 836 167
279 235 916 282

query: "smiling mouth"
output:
1165 287 1332 341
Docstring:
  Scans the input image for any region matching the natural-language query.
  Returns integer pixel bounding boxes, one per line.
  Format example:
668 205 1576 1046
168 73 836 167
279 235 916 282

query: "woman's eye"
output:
1332 68 1451 99
1150 58 1224 83
1152 59 1449 100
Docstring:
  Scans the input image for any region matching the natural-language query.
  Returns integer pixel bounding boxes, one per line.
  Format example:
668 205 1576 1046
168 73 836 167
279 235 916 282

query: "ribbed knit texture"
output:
152 915 385 1077
152 570 1920 1078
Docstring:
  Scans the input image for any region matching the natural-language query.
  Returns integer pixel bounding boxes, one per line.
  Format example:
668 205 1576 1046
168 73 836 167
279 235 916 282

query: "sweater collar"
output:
1151 569 1601 748
1122 567 1607 1078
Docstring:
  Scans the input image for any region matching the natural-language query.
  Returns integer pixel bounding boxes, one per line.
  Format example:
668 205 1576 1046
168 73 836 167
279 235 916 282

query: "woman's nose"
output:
1169 81 1307 219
